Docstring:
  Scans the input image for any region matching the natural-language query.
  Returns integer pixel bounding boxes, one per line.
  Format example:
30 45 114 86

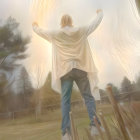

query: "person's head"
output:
60 14 73 28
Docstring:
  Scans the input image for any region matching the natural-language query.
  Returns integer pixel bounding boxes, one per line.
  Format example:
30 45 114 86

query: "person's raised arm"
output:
32 22 53 42
85 9 103 36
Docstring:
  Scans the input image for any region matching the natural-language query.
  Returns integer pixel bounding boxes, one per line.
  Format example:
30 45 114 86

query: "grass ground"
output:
0 110 88 140
0 104 119 140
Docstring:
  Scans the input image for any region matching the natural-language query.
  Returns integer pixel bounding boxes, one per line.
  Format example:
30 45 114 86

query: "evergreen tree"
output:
120 77 133 93
15 67 34 109
0 16 30 80
0 17 30 112
135 73 140 90
41 72 60 106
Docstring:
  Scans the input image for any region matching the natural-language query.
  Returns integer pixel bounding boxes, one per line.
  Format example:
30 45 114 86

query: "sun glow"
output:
27 0 56 88
27 0 140 88
31 0 56 26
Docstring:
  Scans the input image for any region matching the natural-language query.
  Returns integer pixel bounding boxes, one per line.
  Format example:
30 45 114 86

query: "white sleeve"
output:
85 11 103 36
32 25 53 42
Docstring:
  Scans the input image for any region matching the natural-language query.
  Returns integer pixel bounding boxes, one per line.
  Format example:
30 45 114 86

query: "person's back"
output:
52 26 85 53
32 9 104 140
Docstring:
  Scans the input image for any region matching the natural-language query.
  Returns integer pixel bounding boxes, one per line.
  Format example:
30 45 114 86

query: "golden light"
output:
27 0 57 88
28 0 139 88
31 0 56 26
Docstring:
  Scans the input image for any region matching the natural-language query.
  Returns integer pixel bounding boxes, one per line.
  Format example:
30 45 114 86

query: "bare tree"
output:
29 64 46 119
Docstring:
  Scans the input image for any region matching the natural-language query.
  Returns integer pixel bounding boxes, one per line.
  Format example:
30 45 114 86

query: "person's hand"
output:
96 9 102 14
32 22 38 27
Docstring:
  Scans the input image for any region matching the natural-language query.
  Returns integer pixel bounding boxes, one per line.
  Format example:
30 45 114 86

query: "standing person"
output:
32 9 104 140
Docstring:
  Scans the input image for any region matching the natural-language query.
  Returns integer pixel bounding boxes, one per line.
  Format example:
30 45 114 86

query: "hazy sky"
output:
0 0 140 89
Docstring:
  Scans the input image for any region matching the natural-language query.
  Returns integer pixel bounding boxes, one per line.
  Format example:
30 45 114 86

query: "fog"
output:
0 0 140 89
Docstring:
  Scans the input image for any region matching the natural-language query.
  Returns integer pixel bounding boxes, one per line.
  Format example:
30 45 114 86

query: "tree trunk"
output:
35 90 42 120
135 0 140 15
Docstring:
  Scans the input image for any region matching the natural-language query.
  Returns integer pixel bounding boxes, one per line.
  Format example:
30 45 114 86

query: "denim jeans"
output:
61 68 99 135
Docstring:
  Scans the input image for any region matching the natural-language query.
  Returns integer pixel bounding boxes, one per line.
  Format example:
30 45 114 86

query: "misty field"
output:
0 104 112 140
0 101 140 140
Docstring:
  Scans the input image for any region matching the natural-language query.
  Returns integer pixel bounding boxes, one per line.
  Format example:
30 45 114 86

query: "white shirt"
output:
33 11 103 99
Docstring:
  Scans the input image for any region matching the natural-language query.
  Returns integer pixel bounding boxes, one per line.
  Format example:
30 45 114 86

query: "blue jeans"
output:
61 68 99 135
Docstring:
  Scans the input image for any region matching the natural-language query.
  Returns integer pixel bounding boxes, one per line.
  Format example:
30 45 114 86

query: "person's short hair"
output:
61 14 73 28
